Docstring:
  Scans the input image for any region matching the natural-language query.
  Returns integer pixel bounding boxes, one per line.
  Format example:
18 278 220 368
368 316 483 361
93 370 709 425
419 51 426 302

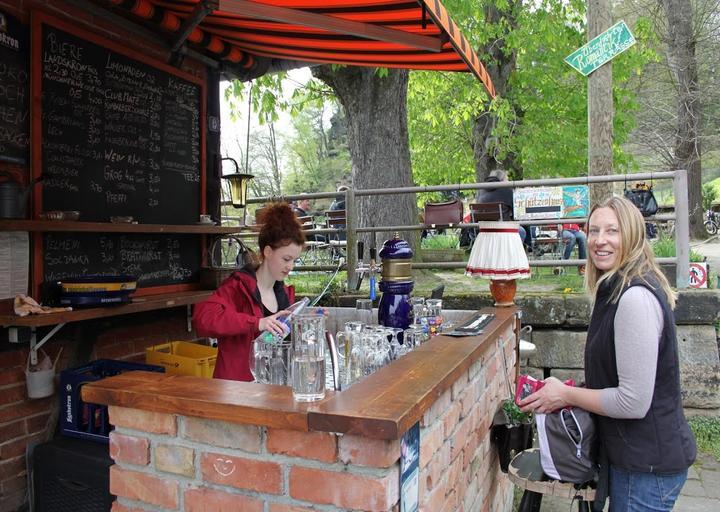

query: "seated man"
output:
291 198 326 244
476 170 526 242
561 223 587 274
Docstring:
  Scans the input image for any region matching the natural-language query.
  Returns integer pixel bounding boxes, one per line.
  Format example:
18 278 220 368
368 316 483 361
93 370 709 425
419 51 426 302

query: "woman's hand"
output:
519 377 570 414
258 310 290 336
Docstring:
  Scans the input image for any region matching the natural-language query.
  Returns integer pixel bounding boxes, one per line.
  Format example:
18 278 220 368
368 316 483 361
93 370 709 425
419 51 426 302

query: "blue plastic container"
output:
59 359 164 443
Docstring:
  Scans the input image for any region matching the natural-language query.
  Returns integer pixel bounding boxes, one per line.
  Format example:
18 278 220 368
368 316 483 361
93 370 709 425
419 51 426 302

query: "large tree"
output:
660 0 705 237
312 66 419 251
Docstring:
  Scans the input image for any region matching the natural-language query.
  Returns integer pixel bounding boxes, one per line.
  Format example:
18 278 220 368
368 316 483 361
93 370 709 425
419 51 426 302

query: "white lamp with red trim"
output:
465 221 530 306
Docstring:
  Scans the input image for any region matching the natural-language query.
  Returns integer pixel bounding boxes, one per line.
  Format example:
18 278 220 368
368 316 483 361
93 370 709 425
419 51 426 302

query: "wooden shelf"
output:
0 220 248 235
0 290 212 328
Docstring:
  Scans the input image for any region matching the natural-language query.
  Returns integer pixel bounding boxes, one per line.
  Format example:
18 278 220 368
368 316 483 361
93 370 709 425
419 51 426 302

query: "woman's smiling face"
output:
588 207 622 271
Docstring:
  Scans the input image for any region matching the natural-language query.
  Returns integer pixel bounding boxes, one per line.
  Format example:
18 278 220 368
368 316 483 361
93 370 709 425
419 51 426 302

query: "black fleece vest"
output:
584 276 696 473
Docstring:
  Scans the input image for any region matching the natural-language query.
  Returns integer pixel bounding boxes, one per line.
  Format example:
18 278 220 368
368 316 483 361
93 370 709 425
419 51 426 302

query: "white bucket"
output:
25 349 61 399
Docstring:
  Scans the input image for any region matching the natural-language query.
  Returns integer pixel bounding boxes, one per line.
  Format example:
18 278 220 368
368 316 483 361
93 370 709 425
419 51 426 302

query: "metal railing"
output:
221 170 690 290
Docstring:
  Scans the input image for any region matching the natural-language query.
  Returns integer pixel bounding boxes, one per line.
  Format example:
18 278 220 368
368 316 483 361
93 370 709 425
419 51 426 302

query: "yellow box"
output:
145 341 217 378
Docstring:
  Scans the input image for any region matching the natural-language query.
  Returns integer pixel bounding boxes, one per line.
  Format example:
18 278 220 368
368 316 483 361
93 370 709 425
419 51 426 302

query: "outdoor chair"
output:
469 201 512 222
297 215 332 265
324 209 347 262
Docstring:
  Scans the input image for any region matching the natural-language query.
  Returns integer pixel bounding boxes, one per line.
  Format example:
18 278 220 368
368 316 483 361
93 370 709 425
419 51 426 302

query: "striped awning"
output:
103 0 495 97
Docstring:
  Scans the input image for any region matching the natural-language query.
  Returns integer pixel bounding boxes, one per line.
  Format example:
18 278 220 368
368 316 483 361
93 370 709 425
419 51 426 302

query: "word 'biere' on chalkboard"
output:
43 233 200 288
40 22 202 225
0 10 29 165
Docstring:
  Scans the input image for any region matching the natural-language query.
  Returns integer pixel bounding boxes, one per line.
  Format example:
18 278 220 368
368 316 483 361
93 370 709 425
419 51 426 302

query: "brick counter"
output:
84 308 519 512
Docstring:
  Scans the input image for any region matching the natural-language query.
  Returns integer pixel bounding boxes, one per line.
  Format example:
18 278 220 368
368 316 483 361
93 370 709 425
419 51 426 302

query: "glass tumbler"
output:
290 313 326 402
336 321 364 387
356 298 374 326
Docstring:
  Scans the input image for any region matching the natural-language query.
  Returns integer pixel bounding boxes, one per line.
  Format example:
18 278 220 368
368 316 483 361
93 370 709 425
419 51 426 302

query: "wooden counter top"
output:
83 307 518 439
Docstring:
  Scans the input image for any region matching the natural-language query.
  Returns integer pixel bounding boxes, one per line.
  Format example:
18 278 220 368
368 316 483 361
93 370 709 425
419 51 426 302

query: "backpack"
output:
624 184 658 217
535 407 597 484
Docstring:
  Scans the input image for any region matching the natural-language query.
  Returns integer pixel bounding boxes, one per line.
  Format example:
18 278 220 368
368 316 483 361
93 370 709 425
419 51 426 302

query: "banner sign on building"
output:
514 186 589 220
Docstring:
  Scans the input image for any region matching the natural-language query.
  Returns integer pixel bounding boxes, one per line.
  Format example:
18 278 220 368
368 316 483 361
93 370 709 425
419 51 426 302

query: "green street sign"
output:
565 20 636 76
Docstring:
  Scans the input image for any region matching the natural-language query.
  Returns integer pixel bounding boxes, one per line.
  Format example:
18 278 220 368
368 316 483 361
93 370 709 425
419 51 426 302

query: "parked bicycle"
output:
705 209 719 236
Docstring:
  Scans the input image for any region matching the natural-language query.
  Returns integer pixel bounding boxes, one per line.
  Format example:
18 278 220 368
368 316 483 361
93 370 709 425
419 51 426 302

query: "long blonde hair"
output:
584 196 676 309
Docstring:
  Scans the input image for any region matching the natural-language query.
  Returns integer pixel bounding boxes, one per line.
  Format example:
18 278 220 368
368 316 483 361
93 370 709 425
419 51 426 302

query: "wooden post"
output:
587 0 614 206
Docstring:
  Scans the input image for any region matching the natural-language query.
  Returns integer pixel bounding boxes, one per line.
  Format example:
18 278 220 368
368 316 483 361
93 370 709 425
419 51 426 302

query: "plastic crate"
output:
60 359 165 443
145 341 218 378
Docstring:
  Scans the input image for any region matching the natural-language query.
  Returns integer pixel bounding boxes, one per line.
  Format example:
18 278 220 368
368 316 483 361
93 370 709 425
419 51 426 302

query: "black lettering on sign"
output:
40 23 202 224
43 233 199 287
0 10 29 164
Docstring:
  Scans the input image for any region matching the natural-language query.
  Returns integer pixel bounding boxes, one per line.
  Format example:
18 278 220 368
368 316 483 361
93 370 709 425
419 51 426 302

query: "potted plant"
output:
490 399 534 473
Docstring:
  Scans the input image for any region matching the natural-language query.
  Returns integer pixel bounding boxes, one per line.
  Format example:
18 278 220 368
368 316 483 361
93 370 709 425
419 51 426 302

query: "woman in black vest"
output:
520 196 695 511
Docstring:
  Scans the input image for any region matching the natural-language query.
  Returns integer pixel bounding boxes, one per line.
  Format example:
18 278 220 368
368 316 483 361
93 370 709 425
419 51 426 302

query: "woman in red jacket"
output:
193 202 303 381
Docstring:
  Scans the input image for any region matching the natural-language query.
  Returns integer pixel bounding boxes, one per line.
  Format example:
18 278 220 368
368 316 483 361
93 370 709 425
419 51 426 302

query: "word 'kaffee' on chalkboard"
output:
37 14 204 224
43 233 200 288
0 10 29 165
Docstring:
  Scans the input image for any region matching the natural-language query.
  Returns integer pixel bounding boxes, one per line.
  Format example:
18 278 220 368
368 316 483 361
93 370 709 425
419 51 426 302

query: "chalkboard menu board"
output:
40 22 202 224
43 233 200 287
0 11 29 164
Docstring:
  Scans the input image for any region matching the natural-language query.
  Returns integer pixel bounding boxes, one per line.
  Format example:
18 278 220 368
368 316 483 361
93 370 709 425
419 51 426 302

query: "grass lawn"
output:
287 265 587 300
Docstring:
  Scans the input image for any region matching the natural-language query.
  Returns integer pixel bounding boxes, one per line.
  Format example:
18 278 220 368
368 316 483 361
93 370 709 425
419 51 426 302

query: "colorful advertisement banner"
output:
514 186 589 220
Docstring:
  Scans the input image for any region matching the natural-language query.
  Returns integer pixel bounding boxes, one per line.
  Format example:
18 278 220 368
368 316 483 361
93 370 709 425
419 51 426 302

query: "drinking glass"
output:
290 314 326 402
388 327 404 360
356 298 374 326
403 326 425 351
336 321 364 387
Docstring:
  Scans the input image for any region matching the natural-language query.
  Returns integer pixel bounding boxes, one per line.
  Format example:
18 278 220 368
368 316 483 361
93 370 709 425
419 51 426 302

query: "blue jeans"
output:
562 229 587 260
609 466 687 511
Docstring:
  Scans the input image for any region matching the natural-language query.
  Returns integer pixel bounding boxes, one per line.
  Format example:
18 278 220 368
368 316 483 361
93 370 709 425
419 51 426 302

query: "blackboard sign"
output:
43 233 200 288
39 22 202 224
0 10 29 164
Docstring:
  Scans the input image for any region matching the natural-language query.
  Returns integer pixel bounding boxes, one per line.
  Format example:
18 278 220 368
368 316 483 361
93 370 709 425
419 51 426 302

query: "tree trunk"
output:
587 0 614 206
472 2 519 184
661 0 704 239
312 66 419 253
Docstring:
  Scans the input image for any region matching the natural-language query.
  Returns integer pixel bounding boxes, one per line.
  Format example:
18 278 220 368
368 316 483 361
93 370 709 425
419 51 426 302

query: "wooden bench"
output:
508 448 596 512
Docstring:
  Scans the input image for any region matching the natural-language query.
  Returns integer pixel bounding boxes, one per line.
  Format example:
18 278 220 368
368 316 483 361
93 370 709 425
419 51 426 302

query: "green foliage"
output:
502 399 533 425
407 0 655 187
702 182 718 210
688 416 720 462
652 234 704 262
421 234 460 250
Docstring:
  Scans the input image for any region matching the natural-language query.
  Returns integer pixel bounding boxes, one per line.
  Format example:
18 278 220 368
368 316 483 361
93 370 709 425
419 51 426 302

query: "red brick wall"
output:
0 308 196 511
106 324 517 512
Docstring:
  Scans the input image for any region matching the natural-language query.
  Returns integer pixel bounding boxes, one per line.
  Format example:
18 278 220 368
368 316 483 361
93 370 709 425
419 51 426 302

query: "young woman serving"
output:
520 196 695 511
193 202 304 381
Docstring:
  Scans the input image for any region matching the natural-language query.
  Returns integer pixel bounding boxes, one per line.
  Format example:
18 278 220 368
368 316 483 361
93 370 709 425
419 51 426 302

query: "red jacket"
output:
193 269 295 381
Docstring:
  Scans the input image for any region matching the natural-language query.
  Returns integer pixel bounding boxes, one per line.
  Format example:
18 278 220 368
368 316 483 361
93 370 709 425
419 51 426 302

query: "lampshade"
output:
465 222 530 280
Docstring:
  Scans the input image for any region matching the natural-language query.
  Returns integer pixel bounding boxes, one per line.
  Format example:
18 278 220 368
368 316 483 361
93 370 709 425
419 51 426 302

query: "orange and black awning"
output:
103 0 495 97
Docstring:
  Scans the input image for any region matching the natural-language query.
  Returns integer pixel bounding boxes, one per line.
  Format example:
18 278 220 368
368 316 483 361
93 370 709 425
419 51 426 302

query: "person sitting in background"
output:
193 203 303 381
476 169 526 241
562 223 587 275
329 185 348 211
291 198 313 217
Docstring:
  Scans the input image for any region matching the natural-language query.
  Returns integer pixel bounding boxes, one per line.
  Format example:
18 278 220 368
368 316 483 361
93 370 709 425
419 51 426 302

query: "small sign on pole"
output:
565 20 636 76
688 262 708 289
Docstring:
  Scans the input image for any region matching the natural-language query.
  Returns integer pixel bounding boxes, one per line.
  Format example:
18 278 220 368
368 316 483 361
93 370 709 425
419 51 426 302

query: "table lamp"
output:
465 221 530 306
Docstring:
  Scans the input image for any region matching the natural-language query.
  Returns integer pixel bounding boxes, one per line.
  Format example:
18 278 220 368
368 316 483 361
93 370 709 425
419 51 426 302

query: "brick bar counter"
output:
83 308 519 512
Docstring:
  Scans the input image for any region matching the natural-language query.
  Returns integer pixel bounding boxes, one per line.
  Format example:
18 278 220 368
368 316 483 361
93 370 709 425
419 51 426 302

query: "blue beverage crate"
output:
60 359 164 443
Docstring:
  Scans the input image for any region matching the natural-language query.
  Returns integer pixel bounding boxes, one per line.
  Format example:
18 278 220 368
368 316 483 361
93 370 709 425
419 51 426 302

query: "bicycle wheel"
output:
705 220 718 236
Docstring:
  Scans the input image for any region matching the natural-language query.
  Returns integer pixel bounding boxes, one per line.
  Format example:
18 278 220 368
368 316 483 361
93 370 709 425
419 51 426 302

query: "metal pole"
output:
345 188 357 291
673 169 690 288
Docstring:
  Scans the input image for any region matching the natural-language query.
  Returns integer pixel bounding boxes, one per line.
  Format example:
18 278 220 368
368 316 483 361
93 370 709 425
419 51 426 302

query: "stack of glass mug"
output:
250 297 446 400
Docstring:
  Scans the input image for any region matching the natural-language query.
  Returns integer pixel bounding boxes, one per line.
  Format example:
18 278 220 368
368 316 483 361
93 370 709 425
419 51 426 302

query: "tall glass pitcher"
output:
291 314 326 402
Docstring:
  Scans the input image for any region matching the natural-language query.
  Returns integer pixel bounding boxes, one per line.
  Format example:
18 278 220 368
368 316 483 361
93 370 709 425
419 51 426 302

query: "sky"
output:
219 67 312 177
